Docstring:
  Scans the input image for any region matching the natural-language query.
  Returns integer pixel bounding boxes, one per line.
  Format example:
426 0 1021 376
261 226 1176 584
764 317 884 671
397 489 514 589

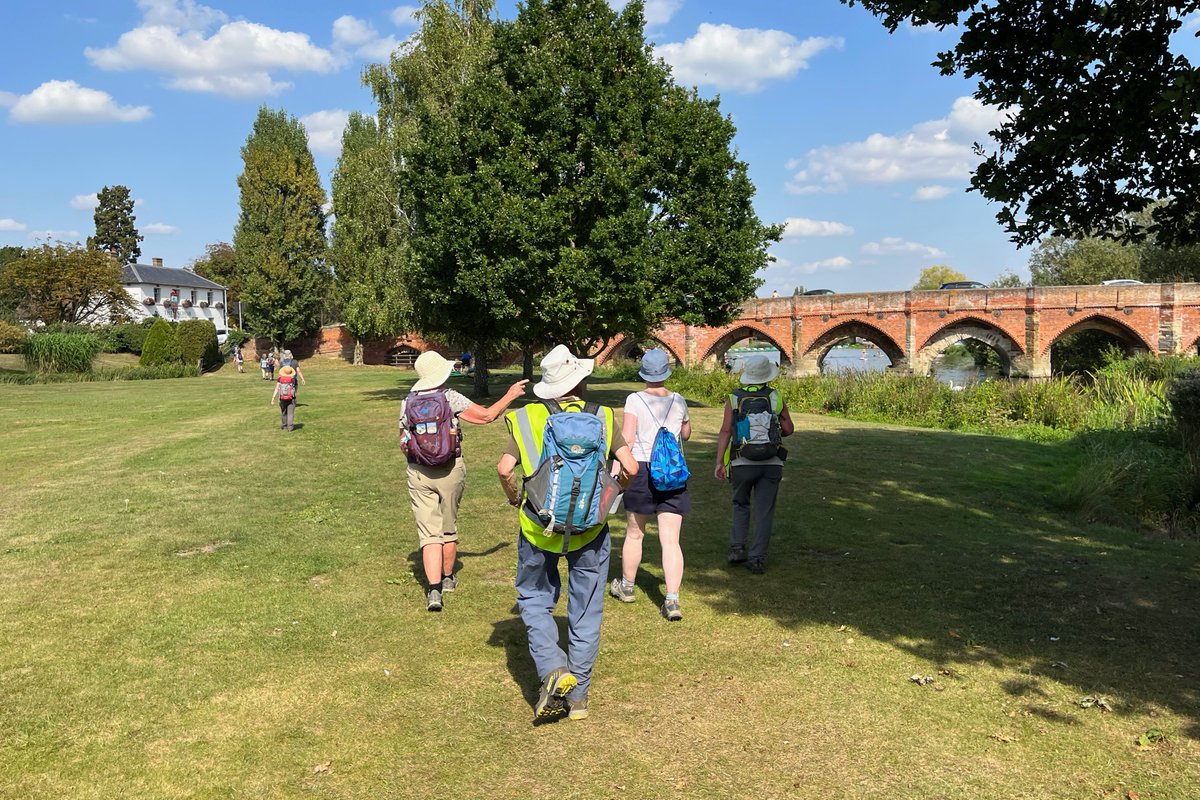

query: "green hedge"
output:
177 319 221 371
140 318 182 366
22 332 101 373
0 320 27 354
0 363 200 384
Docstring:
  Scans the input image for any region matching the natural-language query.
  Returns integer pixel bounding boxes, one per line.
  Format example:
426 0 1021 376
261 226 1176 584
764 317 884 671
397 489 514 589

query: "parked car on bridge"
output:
1101 278 1143 286
802 288 836 296
939 280 987 289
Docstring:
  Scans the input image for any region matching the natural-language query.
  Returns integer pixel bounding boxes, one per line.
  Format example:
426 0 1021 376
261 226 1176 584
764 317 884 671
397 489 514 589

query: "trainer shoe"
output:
608 578 635 603
727 546 747 564
441 573 458 593
534 667 577 721
661 598 683 621
747 559 766 575
567 695 589 721
426 587 443 612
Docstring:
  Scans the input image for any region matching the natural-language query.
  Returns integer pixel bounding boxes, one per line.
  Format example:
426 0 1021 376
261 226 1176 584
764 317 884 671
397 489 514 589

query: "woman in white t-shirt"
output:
608 348 691 621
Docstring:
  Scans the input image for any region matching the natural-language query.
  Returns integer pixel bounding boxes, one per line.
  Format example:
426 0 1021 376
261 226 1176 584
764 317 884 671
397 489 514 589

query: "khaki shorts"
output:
407 458 467 547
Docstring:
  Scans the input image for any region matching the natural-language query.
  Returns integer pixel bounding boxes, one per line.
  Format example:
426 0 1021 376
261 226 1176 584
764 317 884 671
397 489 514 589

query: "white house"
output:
122 258 230 342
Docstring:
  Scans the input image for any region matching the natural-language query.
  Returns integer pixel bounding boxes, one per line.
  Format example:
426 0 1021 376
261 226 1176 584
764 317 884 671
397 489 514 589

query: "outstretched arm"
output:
460 379 530 425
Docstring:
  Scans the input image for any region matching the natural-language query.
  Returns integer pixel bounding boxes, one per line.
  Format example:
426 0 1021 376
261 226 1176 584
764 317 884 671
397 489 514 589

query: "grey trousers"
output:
279 399 295 431
729 464 783 561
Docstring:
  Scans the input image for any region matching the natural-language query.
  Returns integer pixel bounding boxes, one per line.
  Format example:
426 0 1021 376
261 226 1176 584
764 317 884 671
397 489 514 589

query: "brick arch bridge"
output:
596 284 1200 378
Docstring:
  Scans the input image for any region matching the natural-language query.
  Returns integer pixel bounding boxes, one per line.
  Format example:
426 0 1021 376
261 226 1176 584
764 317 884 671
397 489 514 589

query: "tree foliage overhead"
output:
190 242 240 303
329 111 410 365
89 185 143 266
842 1 1200 247
0 242 133 325
371 0 778 392
913 264 967 290
233 107 329 346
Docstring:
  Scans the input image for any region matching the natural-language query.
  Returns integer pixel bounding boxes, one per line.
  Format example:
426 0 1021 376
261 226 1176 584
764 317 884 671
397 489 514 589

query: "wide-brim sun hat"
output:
534 344 595 399
638 348 672 382
279 365 296 378
738 355 778 385
412 351 454 391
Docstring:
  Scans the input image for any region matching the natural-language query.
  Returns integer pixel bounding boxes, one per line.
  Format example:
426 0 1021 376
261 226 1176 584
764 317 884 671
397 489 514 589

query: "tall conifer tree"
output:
89 185 142 266
233 107 329 345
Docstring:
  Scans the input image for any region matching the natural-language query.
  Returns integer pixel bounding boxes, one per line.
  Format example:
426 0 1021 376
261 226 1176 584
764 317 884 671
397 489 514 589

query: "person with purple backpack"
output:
400 351 528 611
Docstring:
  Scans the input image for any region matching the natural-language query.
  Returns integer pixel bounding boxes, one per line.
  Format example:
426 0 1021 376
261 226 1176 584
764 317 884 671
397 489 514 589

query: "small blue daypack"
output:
638 393 689 491
522 400 621 552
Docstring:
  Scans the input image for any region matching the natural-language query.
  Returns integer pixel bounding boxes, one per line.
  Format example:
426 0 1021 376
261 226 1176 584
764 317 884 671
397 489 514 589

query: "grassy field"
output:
1 361 1198 799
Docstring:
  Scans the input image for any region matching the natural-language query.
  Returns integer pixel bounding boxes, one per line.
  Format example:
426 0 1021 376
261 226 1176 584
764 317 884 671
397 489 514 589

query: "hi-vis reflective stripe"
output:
513 406 541 477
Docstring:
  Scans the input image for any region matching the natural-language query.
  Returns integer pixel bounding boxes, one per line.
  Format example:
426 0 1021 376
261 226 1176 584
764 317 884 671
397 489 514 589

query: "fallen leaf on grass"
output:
988 733 1018 743
947 629 961 639
1127 791 1140 800
313 763 331 775
910 674 935 686
1079 695 1113 712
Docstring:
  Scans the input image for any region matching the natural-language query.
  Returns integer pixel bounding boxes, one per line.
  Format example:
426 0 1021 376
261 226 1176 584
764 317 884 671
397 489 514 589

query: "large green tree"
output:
190 242 241 303
0 242 133 325
88 185 142 265
233 107 329 346
1028 236 1141 286
330 112 410 365
842 1 1200 247
913 264 967 290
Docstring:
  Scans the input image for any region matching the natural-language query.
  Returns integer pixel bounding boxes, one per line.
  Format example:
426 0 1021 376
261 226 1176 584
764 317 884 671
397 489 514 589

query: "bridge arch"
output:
599 334 684 366
797 321 905 376
700 325 791 369
916 316 1025 378
1041 313 1153 356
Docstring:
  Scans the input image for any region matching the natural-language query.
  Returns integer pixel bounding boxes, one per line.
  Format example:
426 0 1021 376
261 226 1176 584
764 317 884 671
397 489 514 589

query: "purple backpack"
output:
404 390 460 467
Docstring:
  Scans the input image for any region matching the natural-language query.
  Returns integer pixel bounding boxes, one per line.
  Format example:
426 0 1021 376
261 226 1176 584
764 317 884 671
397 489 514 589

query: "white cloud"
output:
86 3 338 99
608 0 682 26
659 24 843 92
798 256 852 273
332 15 401 62
28 229 81 241
861 237 945 258
0 91 16 107
391 5 421 28
7 80 151 124
912 185 952 201
781 217 853 238
787 96 1010 192
301 109 351 157
70 193 99 210
144 222 179 234
0 218 27 231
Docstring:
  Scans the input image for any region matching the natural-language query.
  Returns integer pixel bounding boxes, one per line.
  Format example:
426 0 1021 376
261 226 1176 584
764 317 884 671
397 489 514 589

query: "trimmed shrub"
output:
115 322 149 354
177 319 221 371
0 362 199 384
140 318 183 366
23 332 101 373
225 328 250 350
0 320 27 354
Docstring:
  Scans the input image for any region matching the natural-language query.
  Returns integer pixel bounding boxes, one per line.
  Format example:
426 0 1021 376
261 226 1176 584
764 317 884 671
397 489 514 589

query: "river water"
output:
820 346 1000 388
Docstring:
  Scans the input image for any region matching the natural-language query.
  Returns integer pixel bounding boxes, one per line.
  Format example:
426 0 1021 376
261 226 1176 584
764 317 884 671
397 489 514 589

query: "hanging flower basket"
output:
214 302 225 310
143 297 156 306
199 300 209 308
181 299 193 308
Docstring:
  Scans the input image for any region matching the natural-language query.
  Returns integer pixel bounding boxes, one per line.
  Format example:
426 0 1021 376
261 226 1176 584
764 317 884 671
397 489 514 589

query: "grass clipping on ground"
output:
0 364 1198 799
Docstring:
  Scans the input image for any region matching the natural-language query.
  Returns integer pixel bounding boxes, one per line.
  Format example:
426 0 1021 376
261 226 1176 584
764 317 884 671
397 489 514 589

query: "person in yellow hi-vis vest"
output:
497 345 638 722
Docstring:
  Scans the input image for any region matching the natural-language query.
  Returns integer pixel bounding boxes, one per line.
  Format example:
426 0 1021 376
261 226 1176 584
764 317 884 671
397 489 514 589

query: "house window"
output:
190 289 197 304
207 290 213 305
153 286 160 302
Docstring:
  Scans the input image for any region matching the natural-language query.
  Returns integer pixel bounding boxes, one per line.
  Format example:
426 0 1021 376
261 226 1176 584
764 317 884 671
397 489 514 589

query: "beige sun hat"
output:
279 365 296 378
412 351 454 391
534 345 594 400
738 355 778 385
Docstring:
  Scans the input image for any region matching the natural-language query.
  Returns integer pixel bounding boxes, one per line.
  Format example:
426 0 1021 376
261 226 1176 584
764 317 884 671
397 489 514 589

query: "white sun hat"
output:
411 351 455 391
738 355 778 385
534 345 595 399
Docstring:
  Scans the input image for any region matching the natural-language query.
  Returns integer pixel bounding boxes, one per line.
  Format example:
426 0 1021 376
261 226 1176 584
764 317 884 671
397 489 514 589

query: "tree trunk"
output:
522 344 535 381
472 338 490 397
353 339 364 366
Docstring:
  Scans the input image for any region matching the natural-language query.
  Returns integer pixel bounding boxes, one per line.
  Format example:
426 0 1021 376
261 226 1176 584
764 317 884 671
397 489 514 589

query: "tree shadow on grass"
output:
403 542 512 585
681 421 1200 737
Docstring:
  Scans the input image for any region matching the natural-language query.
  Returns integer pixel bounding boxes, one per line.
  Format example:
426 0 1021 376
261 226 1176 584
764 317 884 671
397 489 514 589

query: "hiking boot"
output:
727 546 747 564
661 598 683 621
608 578 635 603
567 695 589 721
747 559 766 575
426 587 443 612
441 573 458 593
534 667 577 721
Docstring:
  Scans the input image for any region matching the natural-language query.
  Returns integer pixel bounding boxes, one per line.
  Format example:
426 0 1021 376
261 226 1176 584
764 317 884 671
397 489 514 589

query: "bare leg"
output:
441 540 458 577
421 543 442 586
622 513 650 583
657 512 684 594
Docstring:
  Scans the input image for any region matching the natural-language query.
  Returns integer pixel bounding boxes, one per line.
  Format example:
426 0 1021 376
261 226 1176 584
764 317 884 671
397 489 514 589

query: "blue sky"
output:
1 0 1174 295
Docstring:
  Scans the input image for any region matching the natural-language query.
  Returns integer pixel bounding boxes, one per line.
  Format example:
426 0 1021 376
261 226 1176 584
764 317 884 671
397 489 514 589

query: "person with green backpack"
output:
608 348 691 621
713 355 794 574
496 345 638 722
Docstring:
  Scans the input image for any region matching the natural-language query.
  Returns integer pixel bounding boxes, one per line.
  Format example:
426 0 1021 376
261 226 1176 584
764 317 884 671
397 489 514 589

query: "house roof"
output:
122 264 226 290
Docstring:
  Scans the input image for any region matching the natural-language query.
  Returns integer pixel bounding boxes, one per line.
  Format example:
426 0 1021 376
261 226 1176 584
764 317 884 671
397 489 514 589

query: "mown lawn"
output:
1 362 1198 799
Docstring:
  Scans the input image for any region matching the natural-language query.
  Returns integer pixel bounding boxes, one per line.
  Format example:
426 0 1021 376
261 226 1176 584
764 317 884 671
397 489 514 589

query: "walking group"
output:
398 343 794 722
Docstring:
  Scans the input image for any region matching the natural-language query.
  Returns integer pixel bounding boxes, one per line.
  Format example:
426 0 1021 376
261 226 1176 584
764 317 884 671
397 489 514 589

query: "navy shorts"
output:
622 461 691 516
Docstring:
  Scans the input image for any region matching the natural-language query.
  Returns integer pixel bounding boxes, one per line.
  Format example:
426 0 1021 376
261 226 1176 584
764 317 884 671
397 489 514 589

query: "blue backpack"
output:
522 400 621 552
638 393 689 491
